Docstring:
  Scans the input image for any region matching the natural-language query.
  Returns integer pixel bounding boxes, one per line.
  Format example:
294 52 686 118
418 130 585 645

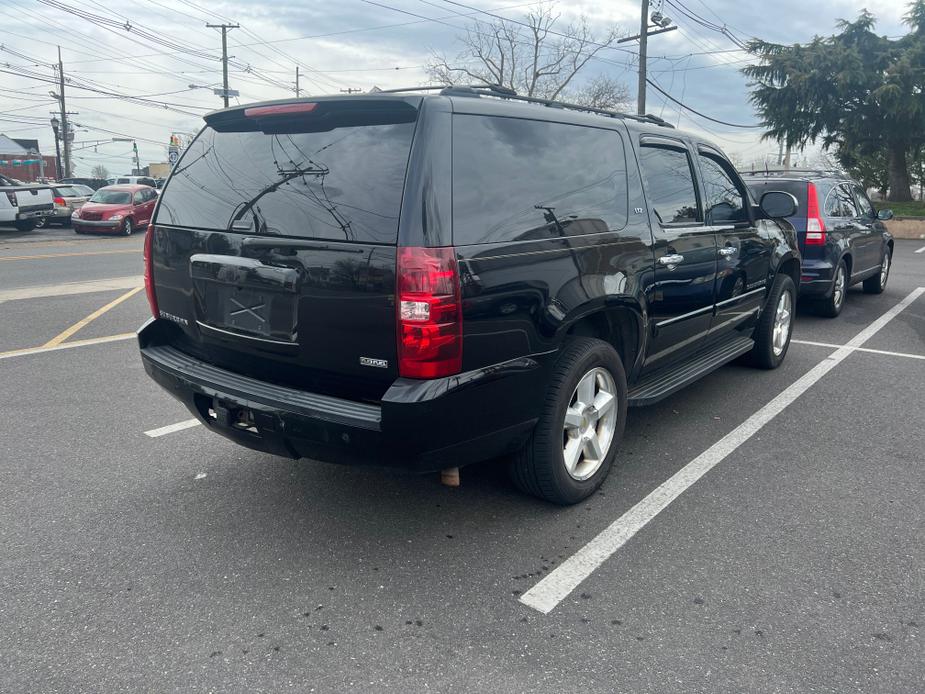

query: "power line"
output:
646 78 763 128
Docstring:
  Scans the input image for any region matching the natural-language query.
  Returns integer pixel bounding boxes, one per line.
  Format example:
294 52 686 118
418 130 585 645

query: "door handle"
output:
718 246 737 257
658 253 684 268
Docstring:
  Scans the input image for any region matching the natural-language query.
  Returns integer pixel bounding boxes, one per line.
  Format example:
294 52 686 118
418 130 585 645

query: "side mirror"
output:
877 209 894 221
759 191 798 219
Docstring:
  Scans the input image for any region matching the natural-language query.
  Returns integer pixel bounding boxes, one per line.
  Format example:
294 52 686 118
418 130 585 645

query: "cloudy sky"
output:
0 0 911 177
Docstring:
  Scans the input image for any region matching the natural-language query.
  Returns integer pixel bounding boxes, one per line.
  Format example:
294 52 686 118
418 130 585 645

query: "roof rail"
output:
740 168 845 178
368 83 674 128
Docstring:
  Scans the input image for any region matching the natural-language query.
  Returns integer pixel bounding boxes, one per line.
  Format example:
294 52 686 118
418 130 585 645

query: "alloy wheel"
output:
880 253 890 287
562 367 618 481
772 289 792 357
123 219 133 236
832 265 846 309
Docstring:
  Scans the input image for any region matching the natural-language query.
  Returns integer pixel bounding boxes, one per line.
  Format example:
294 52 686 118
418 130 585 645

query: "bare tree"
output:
427 4 629 109
90 164 109 180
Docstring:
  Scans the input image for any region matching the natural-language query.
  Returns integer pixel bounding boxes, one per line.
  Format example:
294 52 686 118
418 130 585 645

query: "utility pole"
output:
57 46 72 178
206 23 239 108
295 66 300 98
133 140 141 175
637 0 649 116
619 1 676 116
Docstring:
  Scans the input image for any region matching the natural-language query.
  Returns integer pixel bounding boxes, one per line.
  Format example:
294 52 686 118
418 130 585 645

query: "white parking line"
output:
792 339 925 361
0 332 135 360
520 286 925 614
0 276 143 303
144 419 201 438
915 245 925 254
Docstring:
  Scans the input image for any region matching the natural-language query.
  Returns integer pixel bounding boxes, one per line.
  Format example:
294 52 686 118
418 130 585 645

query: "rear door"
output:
151 98 421 401
695 146 772 334
637 137 717 368
848 183 885 273
140 188 157 225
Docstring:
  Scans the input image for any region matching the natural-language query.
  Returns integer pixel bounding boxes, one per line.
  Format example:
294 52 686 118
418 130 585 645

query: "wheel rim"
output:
832 266 845 308
880 253 890 287
772 289 792 357
35 217 45 228
124 219 132 235
562 367 618 481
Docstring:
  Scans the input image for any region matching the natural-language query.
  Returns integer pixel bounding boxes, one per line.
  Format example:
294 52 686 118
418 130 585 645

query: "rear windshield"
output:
116 178 131 184
745 179 807 219
155 106 417 244
54 186 79 197
90 190 132 204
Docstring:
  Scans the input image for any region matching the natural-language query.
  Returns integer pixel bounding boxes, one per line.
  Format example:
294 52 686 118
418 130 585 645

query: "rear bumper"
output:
138 319 547 472
15 204 53 221
798 257 836 297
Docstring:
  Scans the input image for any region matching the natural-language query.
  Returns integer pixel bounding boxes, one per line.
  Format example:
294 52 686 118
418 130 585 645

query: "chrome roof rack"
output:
369 83 674 128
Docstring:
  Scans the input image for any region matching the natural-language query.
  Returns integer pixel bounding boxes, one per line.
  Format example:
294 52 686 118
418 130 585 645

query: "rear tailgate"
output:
150 97 420 402
11 185 54 212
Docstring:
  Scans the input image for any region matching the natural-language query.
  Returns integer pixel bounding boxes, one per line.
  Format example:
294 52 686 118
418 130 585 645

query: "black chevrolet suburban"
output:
139 87 801 504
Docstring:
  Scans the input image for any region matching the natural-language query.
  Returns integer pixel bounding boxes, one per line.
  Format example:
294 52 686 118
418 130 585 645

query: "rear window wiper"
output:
227 165 329 231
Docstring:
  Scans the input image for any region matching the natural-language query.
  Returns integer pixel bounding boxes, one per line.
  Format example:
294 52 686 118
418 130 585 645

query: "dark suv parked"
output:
743 170 894 317
139 87 801 504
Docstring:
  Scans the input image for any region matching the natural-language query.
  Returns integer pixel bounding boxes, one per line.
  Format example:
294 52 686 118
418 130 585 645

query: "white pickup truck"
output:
0 174 55 231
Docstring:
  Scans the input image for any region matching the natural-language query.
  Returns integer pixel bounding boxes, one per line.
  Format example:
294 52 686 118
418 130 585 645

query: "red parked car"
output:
71 184 157 236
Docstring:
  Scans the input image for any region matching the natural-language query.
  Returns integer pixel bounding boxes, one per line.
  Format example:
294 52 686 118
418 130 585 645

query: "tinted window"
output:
90 190 132 204
452 115 627 245
133 191 145 204
638 145 700 225
156 117 416 243
698 153 747 223
837 184 859 217
852 184 875 218
824 183 845 217
117 178 131 184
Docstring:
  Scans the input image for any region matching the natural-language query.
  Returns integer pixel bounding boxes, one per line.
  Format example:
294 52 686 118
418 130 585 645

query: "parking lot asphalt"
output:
1 229 922 692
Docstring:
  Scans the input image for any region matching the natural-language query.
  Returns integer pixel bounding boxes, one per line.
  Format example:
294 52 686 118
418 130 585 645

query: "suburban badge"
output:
359 357 388 368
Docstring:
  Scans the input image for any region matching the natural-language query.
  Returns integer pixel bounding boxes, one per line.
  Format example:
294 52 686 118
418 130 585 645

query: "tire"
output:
34 216 47 229
815 259 848 318
13 220 36 232
747 273 796 369
122 218 133 236
510 337 628 505
863 246 891 294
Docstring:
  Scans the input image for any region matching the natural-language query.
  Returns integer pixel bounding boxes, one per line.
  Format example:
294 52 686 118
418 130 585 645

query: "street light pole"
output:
206 23 239 108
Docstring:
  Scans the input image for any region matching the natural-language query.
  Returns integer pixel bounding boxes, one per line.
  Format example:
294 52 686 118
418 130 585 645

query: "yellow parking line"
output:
0 249 139 262
42 286 144 348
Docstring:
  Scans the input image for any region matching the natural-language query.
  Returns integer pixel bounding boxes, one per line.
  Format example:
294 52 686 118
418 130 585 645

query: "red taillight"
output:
396 246 462 379
53 196 66 206
805 182 826 245
143 224 158 319
244 102 318 118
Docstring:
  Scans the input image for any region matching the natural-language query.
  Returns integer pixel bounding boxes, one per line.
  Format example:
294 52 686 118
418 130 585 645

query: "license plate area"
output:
206 284 294 340
190 253 300 345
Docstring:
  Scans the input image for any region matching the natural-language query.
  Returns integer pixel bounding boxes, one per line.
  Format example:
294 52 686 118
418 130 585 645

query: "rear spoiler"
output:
204 96 421 133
